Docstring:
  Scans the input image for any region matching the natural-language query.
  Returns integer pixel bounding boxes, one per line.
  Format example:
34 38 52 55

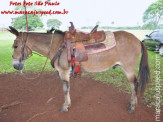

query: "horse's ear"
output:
69 22 76 34
8 26 19 36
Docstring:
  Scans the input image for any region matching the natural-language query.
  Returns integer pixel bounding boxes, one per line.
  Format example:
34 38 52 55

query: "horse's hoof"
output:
60 108 68 113
128 109 134 114
60 109 68 113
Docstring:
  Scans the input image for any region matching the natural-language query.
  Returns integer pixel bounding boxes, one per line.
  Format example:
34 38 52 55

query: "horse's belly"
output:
80 52 118 72
81 64 113 72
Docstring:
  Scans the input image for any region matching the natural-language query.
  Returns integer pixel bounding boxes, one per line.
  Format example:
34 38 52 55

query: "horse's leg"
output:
54 48 72 112
120 66 138 113
55 60 71 112
58 69 71 113
61 79 71 112
58 68 71 112
128 75 138 113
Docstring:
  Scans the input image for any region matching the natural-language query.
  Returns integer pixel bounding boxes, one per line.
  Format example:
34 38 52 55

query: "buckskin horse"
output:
8 24 150 113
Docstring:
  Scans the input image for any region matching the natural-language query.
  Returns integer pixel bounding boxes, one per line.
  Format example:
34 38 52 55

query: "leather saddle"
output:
65 22 106 62
64 22 106 75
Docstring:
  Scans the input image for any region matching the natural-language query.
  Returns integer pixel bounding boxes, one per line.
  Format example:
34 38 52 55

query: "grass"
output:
0 30 162 108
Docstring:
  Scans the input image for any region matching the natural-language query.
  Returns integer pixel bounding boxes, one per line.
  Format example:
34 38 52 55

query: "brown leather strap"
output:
66 39 72 62
21 33 29 62
51 43 65 68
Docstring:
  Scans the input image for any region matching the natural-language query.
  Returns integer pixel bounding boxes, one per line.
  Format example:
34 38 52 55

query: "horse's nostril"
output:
18 64 24 70
13 63 24 70
13 64 17 69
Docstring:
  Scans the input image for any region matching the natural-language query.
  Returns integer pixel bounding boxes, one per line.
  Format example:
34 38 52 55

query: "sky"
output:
0 0 157 30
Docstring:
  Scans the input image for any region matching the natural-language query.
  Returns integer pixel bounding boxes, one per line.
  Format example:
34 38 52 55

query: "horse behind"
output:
8 26 150 113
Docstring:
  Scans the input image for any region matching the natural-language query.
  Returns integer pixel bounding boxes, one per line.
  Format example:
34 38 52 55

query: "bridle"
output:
20 32 32 62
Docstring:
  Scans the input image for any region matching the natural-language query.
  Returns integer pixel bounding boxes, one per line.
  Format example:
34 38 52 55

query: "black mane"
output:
47 27 65 34
54 29 65 34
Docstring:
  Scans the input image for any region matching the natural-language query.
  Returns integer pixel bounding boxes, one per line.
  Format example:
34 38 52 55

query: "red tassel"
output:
75 65 80 73
72 57 75 66
71 57 80 74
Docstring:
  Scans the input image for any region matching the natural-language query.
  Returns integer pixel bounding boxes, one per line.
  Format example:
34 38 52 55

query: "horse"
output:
8 26 150 113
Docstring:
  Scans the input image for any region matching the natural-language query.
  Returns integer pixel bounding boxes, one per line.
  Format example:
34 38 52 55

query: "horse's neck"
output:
27 33 64 60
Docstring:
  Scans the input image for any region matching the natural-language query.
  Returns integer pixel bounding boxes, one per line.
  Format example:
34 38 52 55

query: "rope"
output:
32 51 44 57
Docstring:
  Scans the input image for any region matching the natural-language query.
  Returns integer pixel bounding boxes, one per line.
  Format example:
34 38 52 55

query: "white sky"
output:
0 0 157 30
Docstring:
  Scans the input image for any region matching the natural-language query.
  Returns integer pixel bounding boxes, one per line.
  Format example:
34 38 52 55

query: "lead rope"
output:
20 32 54 80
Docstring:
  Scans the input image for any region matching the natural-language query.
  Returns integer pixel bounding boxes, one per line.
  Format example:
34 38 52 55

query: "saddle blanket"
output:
85 31 116 54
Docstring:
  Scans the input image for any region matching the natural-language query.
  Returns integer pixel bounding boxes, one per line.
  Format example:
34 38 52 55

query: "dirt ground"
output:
0 72 157 122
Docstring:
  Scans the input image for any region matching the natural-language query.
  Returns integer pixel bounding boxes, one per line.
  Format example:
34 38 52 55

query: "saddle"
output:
51 22 116 75
64 22 106 75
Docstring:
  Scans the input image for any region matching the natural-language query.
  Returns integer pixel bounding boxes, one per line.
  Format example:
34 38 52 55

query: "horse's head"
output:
8 26 32 70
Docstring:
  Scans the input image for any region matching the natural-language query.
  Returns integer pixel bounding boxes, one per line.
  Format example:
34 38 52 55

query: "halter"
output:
20 32 32 62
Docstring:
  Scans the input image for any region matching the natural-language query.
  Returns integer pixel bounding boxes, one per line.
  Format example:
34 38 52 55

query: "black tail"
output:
138 42 150 94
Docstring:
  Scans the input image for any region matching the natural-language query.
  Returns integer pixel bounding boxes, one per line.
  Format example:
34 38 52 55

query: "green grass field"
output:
0 30 162 108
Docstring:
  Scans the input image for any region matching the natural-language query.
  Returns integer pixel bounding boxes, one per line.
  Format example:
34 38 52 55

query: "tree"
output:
12 4 44 30
12 14 44 30
111 21 115 25
96 21 101 25
142 22 157 29
47 19 62 29
143 0 163 29
159 24 163 29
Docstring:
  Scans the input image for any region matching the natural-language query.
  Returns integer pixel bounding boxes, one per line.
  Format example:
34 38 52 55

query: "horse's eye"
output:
14 46 18 49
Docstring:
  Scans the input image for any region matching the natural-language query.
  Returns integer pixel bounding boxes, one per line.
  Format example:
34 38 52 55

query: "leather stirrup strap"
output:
66 39 72 62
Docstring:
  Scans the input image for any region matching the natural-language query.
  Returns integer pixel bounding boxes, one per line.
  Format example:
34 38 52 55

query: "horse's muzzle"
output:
13 59 24 70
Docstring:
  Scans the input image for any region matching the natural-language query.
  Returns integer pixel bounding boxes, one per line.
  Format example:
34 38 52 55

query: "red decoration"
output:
71 57 80 74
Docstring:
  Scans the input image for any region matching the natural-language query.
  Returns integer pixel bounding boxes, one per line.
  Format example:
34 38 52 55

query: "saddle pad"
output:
85 31 116 54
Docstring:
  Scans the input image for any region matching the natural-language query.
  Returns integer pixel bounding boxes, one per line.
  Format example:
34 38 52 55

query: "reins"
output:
20 32 54 80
